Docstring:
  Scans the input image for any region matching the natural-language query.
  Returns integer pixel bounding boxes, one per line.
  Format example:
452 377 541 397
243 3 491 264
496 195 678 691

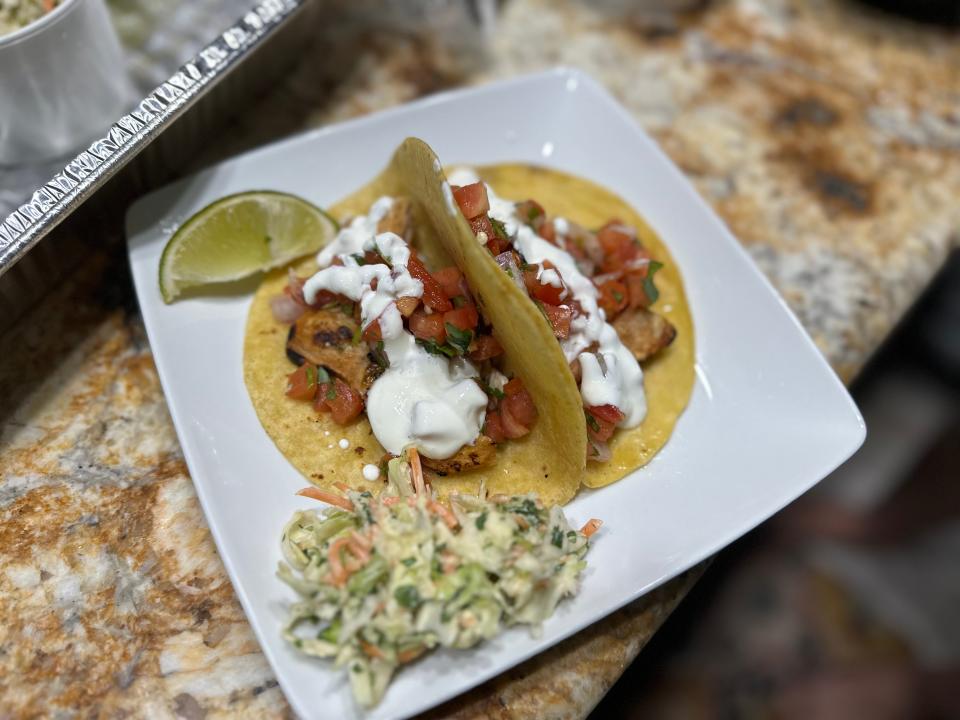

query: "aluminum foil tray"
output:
0 0 315 330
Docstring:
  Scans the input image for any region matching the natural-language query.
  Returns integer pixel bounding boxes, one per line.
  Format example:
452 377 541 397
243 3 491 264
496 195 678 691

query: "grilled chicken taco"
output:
244 144 584 505
391 139 695 489
245 138 692 500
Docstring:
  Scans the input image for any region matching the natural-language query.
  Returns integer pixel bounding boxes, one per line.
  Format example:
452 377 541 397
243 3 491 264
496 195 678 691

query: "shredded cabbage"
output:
278 460 593 708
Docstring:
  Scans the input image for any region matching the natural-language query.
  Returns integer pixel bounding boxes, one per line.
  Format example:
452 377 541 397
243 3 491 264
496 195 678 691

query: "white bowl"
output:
0 0 132 166
127 69 865 720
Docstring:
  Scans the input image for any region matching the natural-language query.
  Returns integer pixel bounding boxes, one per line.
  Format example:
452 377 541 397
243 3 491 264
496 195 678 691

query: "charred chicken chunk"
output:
286 308 376 392
611 308 676 362
376 196 414 241
421 435 497 476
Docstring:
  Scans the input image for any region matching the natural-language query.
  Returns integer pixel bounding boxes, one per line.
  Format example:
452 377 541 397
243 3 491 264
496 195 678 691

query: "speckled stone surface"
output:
1 0 958 717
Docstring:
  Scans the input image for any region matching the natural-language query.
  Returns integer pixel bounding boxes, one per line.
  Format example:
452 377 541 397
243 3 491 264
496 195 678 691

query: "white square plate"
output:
127 69 865 720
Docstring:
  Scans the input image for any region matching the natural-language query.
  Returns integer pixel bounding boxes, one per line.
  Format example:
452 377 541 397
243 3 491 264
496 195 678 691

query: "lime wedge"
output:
159 191 338 303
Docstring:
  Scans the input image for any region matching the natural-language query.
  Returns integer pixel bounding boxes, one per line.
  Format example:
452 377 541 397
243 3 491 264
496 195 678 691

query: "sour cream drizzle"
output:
447 169 647 428
302 196 488 459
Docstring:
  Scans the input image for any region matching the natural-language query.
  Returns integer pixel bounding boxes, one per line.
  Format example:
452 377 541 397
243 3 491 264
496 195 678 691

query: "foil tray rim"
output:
0 0 307 279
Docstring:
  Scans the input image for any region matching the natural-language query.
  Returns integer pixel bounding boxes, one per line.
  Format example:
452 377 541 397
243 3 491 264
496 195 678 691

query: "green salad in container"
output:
0 0 60 37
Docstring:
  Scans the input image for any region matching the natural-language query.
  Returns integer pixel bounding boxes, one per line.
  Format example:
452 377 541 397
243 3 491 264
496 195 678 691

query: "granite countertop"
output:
1 0 958 717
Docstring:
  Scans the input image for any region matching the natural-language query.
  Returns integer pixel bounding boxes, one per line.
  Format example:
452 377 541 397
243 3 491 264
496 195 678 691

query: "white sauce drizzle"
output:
441 181 458 217
479 178 647 428
302 196 488 459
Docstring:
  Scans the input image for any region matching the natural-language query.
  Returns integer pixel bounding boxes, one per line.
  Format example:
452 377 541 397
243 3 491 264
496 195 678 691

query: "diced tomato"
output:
589 404 625 424
597 221 633 254
597 221 646 272
443 303 479 331
586 404 624 442
468 214 494 239
361 319 381 342
541 303 573 339
486 234 510 256
624 270 649 309
500 403 532 439
432 266 463 298
396 296 420 317
502 379 537 429
523 264 566 305
286 364 319 401
503 378 524 395
515 199 545 227
452 182 489 219
539 221 556 244
597 280 629 318
484 411 506 443
363 250 383 266
409 310 446 343
406 254 452 312
316 378 364 425
469 334 503 361
468 214 510 254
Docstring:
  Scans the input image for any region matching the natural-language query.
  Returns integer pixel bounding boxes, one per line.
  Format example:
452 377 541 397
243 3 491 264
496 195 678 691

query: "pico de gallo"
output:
448 172 677 462
271 195 538 474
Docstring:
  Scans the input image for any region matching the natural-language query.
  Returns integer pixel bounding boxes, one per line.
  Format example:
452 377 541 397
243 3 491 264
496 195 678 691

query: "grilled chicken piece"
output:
422 435 497 476
376 196 414 241
286 308 378 392
611 308 677 362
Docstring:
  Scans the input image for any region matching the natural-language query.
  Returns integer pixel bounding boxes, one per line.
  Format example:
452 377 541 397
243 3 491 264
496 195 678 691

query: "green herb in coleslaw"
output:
278 450 600 707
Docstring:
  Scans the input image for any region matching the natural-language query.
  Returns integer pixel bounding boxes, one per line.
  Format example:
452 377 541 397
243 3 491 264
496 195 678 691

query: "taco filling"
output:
446 169 676 462
272 194 538 472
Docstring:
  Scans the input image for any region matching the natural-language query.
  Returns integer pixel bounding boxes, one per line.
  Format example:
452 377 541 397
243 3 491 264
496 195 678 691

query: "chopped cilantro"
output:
551 527 564 548
319 619 341 642
451 295 466 308
475 511 488 530
445 323 473 354
305 365 317 388
339 301 354 316
316 366 331 384
394 585 421 608
612 290 624 303
400 557 416 567
370 341 389 369
489 217 509 240
351 253 367 266
326 382 337 401
480 382 505 400
585 413 601 432
417 338 457 358
504 498 542 524
643 261 663 305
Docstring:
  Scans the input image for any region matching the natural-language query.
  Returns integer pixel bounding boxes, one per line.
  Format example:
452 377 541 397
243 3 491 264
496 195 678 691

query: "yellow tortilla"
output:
245 138 693 502
244 141 584 505
442 161 695 489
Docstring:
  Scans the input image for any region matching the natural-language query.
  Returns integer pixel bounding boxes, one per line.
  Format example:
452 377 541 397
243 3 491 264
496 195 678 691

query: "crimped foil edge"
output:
0 0 306 279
